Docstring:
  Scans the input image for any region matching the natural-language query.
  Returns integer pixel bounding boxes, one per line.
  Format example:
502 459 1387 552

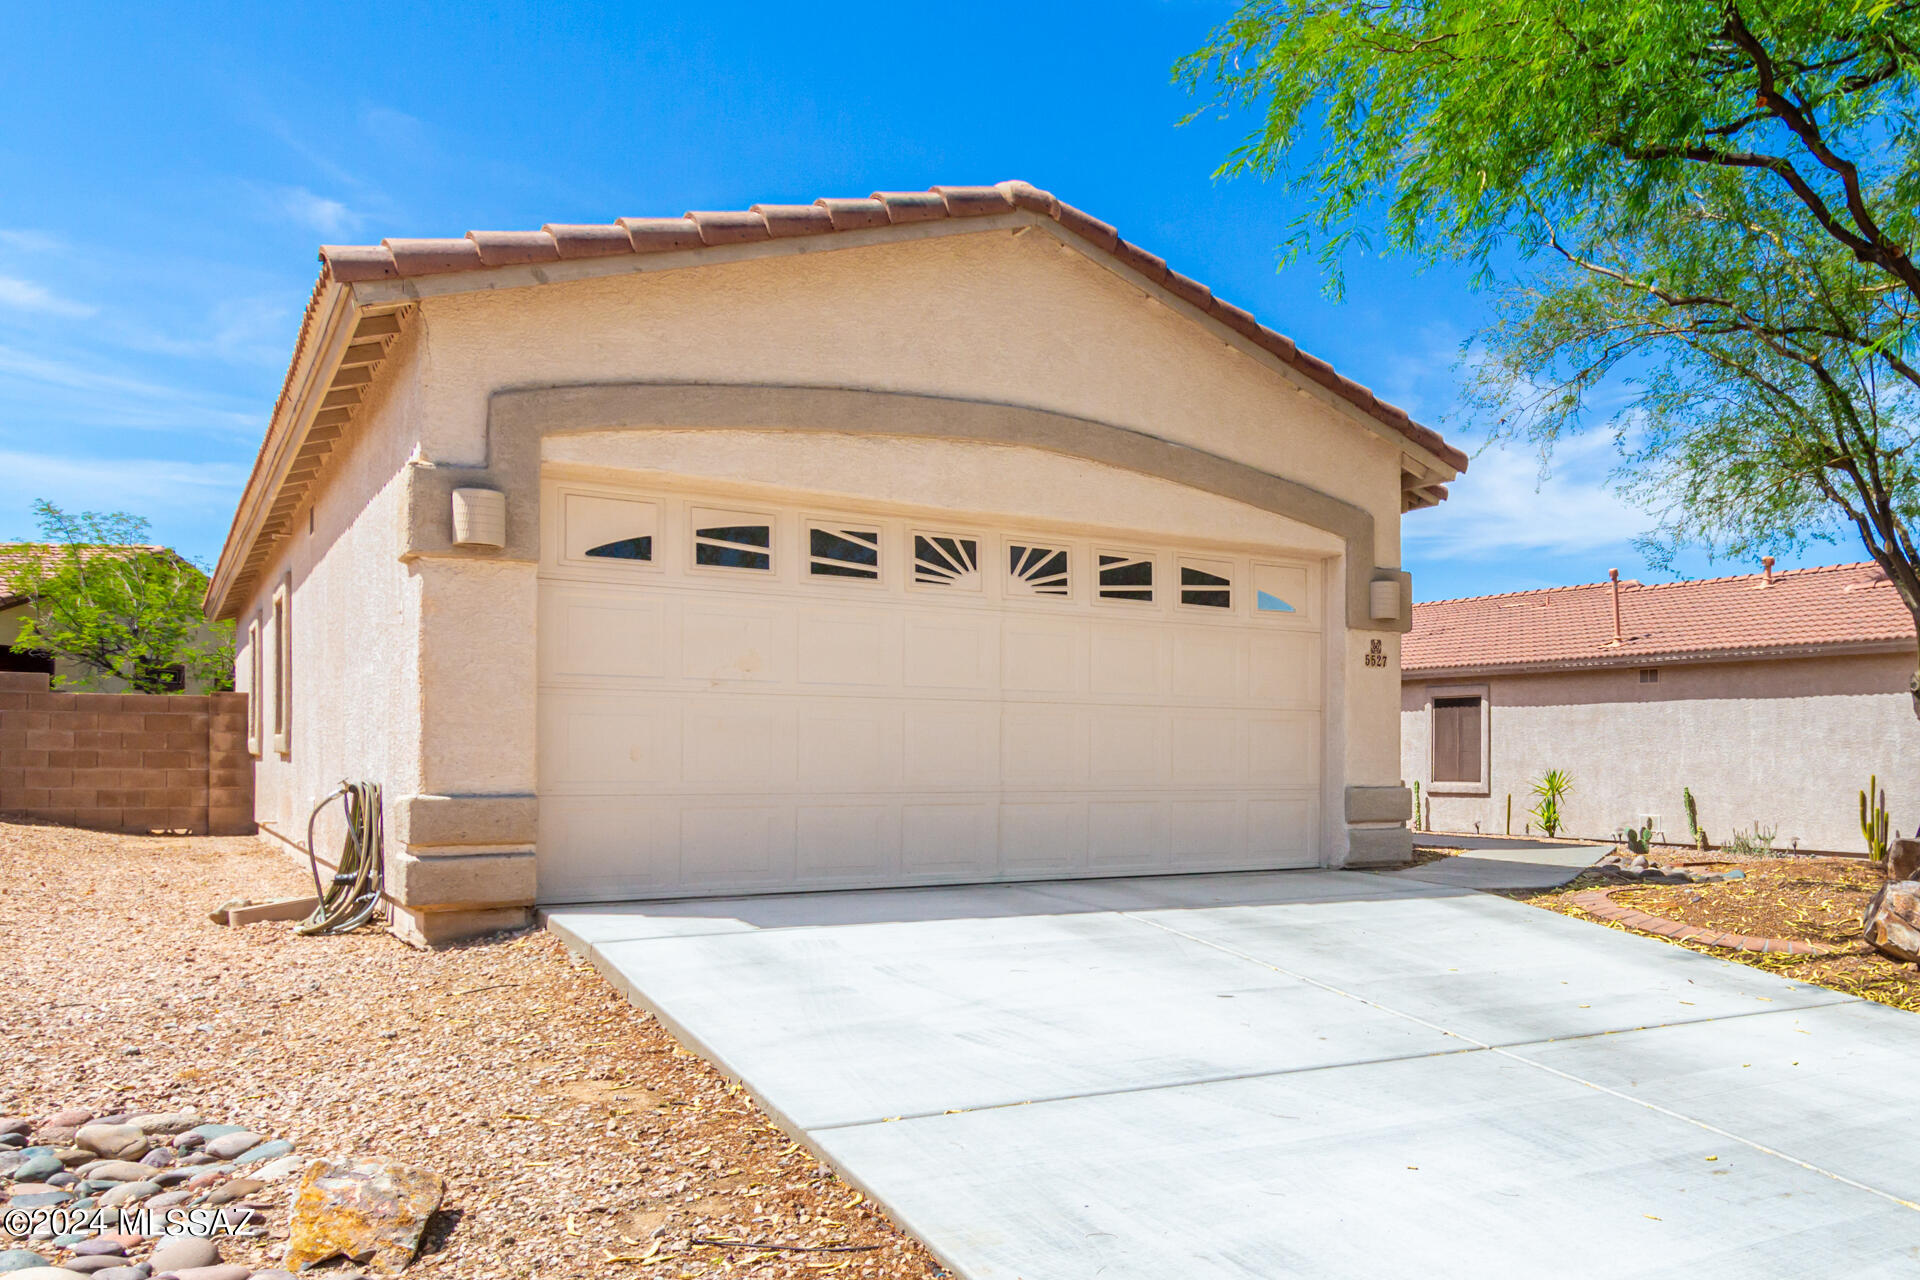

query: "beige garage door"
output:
536 478 1326 903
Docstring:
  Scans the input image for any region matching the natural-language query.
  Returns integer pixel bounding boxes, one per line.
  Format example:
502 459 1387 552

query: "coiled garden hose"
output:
297 780 385 935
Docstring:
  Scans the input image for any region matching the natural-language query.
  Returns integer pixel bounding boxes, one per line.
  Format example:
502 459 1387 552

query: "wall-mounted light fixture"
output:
451 488 507 549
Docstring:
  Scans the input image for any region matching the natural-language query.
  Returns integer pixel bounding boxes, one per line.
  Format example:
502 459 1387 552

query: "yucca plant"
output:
1529 769 1573 839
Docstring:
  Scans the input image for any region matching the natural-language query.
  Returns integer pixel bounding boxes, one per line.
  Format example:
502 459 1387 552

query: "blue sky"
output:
0 3 1849 601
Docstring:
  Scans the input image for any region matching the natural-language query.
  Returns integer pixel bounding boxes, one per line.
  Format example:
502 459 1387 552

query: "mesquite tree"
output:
1179 2 1920 711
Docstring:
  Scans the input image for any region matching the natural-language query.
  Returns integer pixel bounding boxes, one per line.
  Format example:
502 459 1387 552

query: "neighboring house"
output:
204 180 1466 945
1 543 216 692
1402 561 1920 853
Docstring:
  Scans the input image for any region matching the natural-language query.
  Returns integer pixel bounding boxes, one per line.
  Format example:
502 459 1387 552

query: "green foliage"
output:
4 501 234 694
1179 2 1920 705
1724 824 1778 857
1862 773 1892 860
1412 779 1422 831
1684 786 1708 849
1528 769 1573 838
1625 820 1655 857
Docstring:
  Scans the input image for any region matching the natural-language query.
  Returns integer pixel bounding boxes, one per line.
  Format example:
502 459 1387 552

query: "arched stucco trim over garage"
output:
398 381 1414 635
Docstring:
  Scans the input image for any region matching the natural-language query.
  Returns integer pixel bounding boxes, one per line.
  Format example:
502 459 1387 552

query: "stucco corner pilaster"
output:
1345 785 1412 825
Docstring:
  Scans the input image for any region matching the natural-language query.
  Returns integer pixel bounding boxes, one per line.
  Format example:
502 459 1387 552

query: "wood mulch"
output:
1514 848 1920 1013
0 816 943 1279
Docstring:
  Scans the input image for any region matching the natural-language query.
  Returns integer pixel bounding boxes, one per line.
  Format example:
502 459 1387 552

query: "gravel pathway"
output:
0 817 942 1278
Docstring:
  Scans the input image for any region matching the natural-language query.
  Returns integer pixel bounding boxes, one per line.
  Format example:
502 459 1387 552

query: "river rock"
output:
0 1253 50 1275
55 1150 92 1168
136 1149 172 1170
0 1270 74 1280
0 1121 31 1139
146 1238 219 1272
179 1127 244 1145
10 1192 71 1209
150 1171 191 1188
69 1242 124 1258
125 1116 198 1139
285 1158 445 1273
168 1268 253 1280
84 1162 156 1184
204 1179 261 1207
1888 838 1920 882
251 1155 305 1183
89 1271 150 1280
42 1112 90 1130
59 1258 126 1275
73 1129 146 1162
198 1134 258 1162
11 1155 61 1183
97 1182 157 1208
231 1140 291 1167
1864 880 1920 963
144 1190 194 1210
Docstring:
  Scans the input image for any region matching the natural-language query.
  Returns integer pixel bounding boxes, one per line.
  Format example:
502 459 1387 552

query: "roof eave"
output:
1403 636 1915 680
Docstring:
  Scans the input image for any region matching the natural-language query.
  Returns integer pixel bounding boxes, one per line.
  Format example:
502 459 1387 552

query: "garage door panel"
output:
903 703 999 788
1171 630 1243 701
1250 797 1318 865
905 615 996 690
683 704 790 788
1170 711 1244 785
1001 705 1085 788
1170 797 1243 868
544 698 681 787
1003 619 1085 693
544 591 673 681
1002 801 1085 876
1089 624 1165 696
1088 709 1166 784
683 606 781 682
796 608 898 688
797 706 898 791
797 804 899 880
1249 632 1321 705
1087 799 1170 873
1248 713 1319 785
679 806 791 889
902 801 999 878
538 796 677 901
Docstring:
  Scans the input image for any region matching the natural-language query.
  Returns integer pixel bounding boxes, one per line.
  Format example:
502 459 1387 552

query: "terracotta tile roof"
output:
0 544 176 608
312 181 1466 473
1404 562 1916 674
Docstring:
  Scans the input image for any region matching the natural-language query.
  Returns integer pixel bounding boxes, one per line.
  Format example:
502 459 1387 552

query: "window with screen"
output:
1431 695 1482 785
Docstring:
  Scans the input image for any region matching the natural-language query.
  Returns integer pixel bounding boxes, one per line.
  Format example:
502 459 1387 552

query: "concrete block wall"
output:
0 671 255 835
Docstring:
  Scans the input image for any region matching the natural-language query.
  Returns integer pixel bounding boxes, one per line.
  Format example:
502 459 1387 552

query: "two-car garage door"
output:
536 479 1327 903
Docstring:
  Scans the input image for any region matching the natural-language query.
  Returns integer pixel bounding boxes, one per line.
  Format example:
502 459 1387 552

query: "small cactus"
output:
1685 786 1707 851
1505 793 1512 836
1412 781 1422 832
1861 775 1891 862
1624 820 1653 857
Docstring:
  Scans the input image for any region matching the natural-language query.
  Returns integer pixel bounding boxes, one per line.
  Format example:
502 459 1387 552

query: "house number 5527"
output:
1365 639 1388 669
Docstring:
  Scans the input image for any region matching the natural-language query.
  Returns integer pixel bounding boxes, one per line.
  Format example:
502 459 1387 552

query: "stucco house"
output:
1402 560 1920 853
206 180 1466 945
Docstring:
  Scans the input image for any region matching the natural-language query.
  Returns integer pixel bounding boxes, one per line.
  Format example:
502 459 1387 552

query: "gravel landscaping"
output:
1516 847 1920 1011
0 817 942 1278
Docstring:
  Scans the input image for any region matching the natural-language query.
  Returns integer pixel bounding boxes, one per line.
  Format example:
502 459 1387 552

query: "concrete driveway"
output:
547 871 1920 1278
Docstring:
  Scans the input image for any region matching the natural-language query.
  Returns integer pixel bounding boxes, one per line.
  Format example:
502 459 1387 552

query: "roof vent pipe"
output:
1762 555 1775 586
1608 568 1623 644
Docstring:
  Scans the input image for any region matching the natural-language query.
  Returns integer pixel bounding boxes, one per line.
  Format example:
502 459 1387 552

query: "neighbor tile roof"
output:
0 544 174 608
1404 562 1915 674
313 181 1467 473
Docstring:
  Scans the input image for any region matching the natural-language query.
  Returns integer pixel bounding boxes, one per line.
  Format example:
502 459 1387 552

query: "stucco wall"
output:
234 320 428 851
399 227 1414 814
1401 653 1920 853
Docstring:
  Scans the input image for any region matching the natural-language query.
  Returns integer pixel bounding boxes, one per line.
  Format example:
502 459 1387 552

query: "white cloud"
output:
0 450 248 543
0 275 95 318
272 185 363 238
1406 429 1656 558
0 344 260 435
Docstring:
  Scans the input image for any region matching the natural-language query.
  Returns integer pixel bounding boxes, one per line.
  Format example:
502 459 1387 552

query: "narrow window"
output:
246 616 262 758
1639 668 1659 684
1097 552 1153 603
1006 543 1069 597
1431 696 1482 785
692 509 773 571
585 535 653 561
914 535 980 588
271 580 291 757
810 524 880 580
1180 559 1232 609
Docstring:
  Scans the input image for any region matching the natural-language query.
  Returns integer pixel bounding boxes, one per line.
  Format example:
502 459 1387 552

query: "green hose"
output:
297 780 385 935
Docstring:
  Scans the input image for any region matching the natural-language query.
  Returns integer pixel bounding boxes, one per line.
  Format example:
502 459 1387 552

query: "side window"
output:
809 523 880 581
914 534 981 589
564 492 659 567
1432 695 1483 786
270 580 291 757
246 616 262 758
1006 543 1069 598
1179 558 1232 610
1253 561 1310 618
586 535 652 561
1096 551 1153 603
691 508 774 572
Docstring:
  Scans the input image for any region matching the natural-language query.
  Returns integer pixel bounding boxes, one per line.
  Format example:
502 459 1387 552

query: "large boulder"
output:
285 1157 445 1273
1889 838 1920 883
1863 879 1920 963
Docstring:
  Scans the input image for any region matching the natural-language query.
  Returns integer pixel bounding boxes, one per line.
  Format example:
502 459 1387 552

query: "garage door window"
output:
586 535 653 561
693 508 773 572
1179 559 1232 609
1007 543 1070 597
1097 551 1154 603
914 534 981 588
809 524 880 580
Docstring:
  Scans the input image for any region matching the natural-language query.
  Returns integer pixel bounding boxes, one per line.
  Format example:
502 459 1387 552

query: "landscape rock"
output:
69 1242 124 1258
198 1135 257 1163
0 1270 80 1280
11 1155 62 1183
0 1121 31 1139
179 1128 243 1146
97 1182 158 1208
285 1158 445 1274
73 1129 146 1162
41 1112 90 1131
10 1192 71 1209
144 1190 193 1210
204 1179 261 1207
0 1253 50 1275
0 1152 28 1177
231 1140 291 1167
60 1258 127 1275
145 1239 219 1273
149 1171 191 1189
45 1173 75 1188
136 1150 172 1170
85 1162 157 1184
31 1129 78 1150
54 1151 91 1169
1890 838 1920 883
125 1116 198 1139
250 1156 305 1183
166 1267 252 1280
89 1270 149 1280
1863 879 1920 963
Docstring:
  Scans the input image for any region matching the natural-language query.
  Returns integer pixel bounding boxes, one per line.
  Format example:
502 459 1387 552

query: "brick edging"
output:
1566 889 1839 955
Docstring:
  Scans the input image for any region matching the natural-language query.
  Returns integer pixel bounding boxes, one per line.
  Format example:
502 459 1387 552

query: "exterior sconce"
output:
451 488 507 549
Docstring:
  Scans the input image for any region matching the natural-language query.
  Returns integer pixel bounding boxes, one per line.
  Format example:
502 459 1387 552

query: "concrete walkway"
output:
1391 833 1612 890
547 871 1920 1278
